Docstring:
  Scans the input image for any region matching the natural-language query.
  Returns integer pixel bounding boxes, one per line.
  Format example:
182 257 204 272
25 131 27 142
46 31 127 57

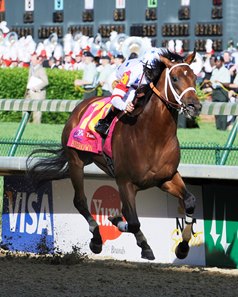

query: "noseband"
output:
150 63 196 113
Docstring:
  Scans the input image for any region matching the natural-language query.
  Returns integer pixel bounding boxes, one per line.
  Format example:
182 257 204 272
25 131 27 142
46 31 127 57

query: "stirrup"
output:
94 122 110 137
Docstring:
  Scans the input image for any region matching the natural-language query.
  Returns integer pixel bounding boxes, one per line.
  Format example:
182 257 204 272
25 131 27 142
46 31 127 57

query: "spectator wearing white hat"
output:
74 50 98 100
107 52 124 93
73 42 84 71
96 54 113 97
0 21 10 37
62 51 74 70
53 44 63 69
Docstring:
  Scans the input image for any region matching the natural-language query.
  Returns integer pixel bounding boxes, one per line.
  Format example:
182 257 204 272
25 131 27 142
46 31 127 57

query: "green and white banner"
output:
203 184 238 268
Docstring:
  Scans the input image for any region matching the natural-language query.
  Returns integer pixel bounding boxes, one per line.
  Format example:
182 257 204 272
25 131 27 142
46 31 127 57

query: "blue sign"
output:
54 0 63 10
1 176 54 253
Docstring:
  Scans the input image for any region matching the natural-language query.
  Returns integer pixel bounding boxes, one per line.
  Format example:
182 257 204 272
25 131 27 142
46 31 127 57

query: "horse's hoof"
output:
89 240 102 254
141 249 155 261
175 241 189 259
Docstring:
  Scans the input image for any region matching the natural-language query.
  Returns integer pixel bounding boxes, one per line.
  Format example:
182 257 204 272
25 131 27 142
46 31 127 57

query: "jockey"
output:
94 47 169 137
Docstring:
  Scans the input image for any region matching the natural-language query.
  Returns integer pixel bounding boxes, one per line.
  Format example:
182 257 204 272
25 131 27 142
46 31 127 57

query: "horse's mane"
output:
134 50 184 110
143 50 184 83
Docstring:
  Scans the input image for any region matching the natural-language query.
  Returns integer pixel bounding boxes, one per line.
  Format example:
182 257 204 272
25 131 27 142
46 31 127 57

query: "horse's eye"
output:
172 76 178 82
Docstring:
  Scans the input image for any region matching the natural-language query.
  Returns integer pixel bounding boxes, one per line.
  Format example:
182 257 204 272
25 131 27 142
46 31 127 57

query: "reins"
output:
149 82 182 111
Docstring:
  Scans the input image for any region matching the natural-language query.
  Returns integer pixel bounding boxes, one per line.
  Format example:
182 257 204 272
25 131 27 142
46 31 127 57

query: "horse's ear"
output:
185 48 196 65
159 55 173 68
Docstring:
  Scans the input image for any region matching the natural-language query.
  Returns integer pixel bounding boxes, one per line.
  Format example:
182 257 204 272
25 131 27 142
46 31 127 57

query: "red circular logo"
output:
91 186 122 243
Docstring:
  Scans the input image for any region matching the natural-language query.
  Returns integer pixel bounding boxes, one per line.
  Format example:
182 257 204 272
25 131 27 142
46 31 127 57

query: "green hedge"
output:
0 68 84 124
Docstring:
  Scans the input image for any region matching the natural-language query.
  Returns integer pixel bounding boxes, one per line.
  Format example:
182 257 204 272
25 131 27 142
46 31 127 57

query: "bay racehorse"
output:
27 49 201 260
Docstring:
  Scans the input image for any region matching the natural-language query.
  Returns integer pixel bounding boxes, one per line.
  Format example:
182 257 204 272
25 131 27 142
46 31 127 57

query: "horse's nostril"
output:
188 103 202 113
187 104 195 112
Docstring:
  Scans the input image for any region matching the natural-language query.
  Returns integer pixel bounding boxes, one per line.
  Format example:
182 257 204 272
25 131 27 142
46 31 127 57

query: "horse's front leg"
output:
160 172 196 259
68 152 102 254
109 181 155 260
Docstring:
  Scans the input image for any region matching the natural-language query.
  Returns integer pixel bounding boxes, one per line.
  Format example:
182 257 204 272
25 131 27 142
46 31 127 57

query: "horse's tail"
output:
26 146 69 188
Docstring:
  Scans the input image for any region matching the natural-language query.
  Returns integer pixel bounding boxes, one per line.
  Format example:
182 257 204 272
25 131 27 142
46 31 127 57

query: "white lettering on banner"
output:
9 192 22 232
20 193 26 233
92 199 120 226
109 208 120 217
93 199 102 225
101 208 109 226
37 194 52 235
26 193 38 234
8 192 52 236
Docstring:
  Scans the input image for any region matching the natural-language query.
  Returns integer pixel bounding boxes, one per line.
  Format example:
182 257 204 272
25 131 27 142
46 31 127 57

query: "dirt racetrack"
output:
0 249 238 297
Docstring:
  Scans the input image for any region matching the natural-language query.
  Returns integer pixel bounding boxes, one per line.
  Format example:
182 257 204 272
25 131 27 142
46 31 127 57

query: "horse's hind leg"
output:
109 181 155 260
160 172 196 259
68 150 102 254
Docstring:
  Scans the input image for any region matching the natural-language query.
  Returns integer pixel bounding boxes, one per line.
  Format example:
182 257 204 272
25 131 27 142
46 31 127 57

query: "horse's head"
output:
158 49 202 118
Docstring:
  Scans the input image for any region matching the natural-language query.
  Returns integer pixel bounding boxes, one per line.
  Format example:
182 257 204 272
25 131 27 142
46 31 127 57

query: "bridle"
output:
150 62 196 114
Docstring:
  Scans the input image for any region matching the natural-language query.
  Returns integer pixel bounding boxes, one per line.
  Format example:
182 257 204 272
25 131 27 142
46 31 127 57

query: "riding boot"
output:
94 108 119 137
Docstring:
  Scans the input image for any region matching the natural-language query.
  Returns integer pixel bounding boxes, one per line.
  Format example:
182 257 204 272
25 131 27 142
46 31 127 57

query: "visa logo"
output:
7 191 53 236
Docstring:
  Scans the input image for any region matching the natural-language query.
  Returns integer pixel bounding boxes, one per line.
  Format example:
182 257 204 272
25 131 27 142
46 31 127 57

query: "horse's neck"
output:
144 96 178 134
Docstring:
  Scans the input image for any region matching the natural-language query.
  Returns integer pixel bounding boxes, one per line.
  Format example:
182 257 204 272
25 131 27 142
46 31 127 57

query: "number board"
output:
98 24 125 38
195 39 222 51
130 24 157 37
2 0 237 53
10 26 34 38
82 9 94 22
113 9 125 21
162 39 190 52
211 6 222 19
162 23 189 37
38 26 63 39
195 23 223 36
53 11 64 23
23 11 34 23
68 25 93 37
145 8 157 21
178 6 190 20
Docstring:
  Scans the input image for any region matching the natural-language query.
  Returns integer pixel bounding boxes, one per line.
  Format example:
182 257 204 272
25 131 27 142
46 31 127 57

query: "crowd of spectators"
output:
1 20 238 130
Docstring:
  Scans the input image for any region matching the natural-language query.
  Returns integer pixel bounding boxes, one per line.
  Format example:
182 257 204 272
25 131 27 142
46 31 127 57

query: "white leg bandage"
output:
117 221 128 232
185 213 193 225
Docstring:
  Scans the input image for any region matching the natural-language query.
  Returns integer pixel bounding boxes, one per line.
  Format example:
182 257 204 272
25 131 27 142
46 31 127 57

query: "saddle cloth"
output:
67 97 118 158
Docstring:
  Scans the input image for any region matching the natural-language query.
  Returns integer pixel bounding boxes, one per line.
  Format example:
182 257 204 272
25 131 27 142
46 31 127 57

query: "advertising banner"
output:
2 176 54 253
3 175 238 268
203 183 238 268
